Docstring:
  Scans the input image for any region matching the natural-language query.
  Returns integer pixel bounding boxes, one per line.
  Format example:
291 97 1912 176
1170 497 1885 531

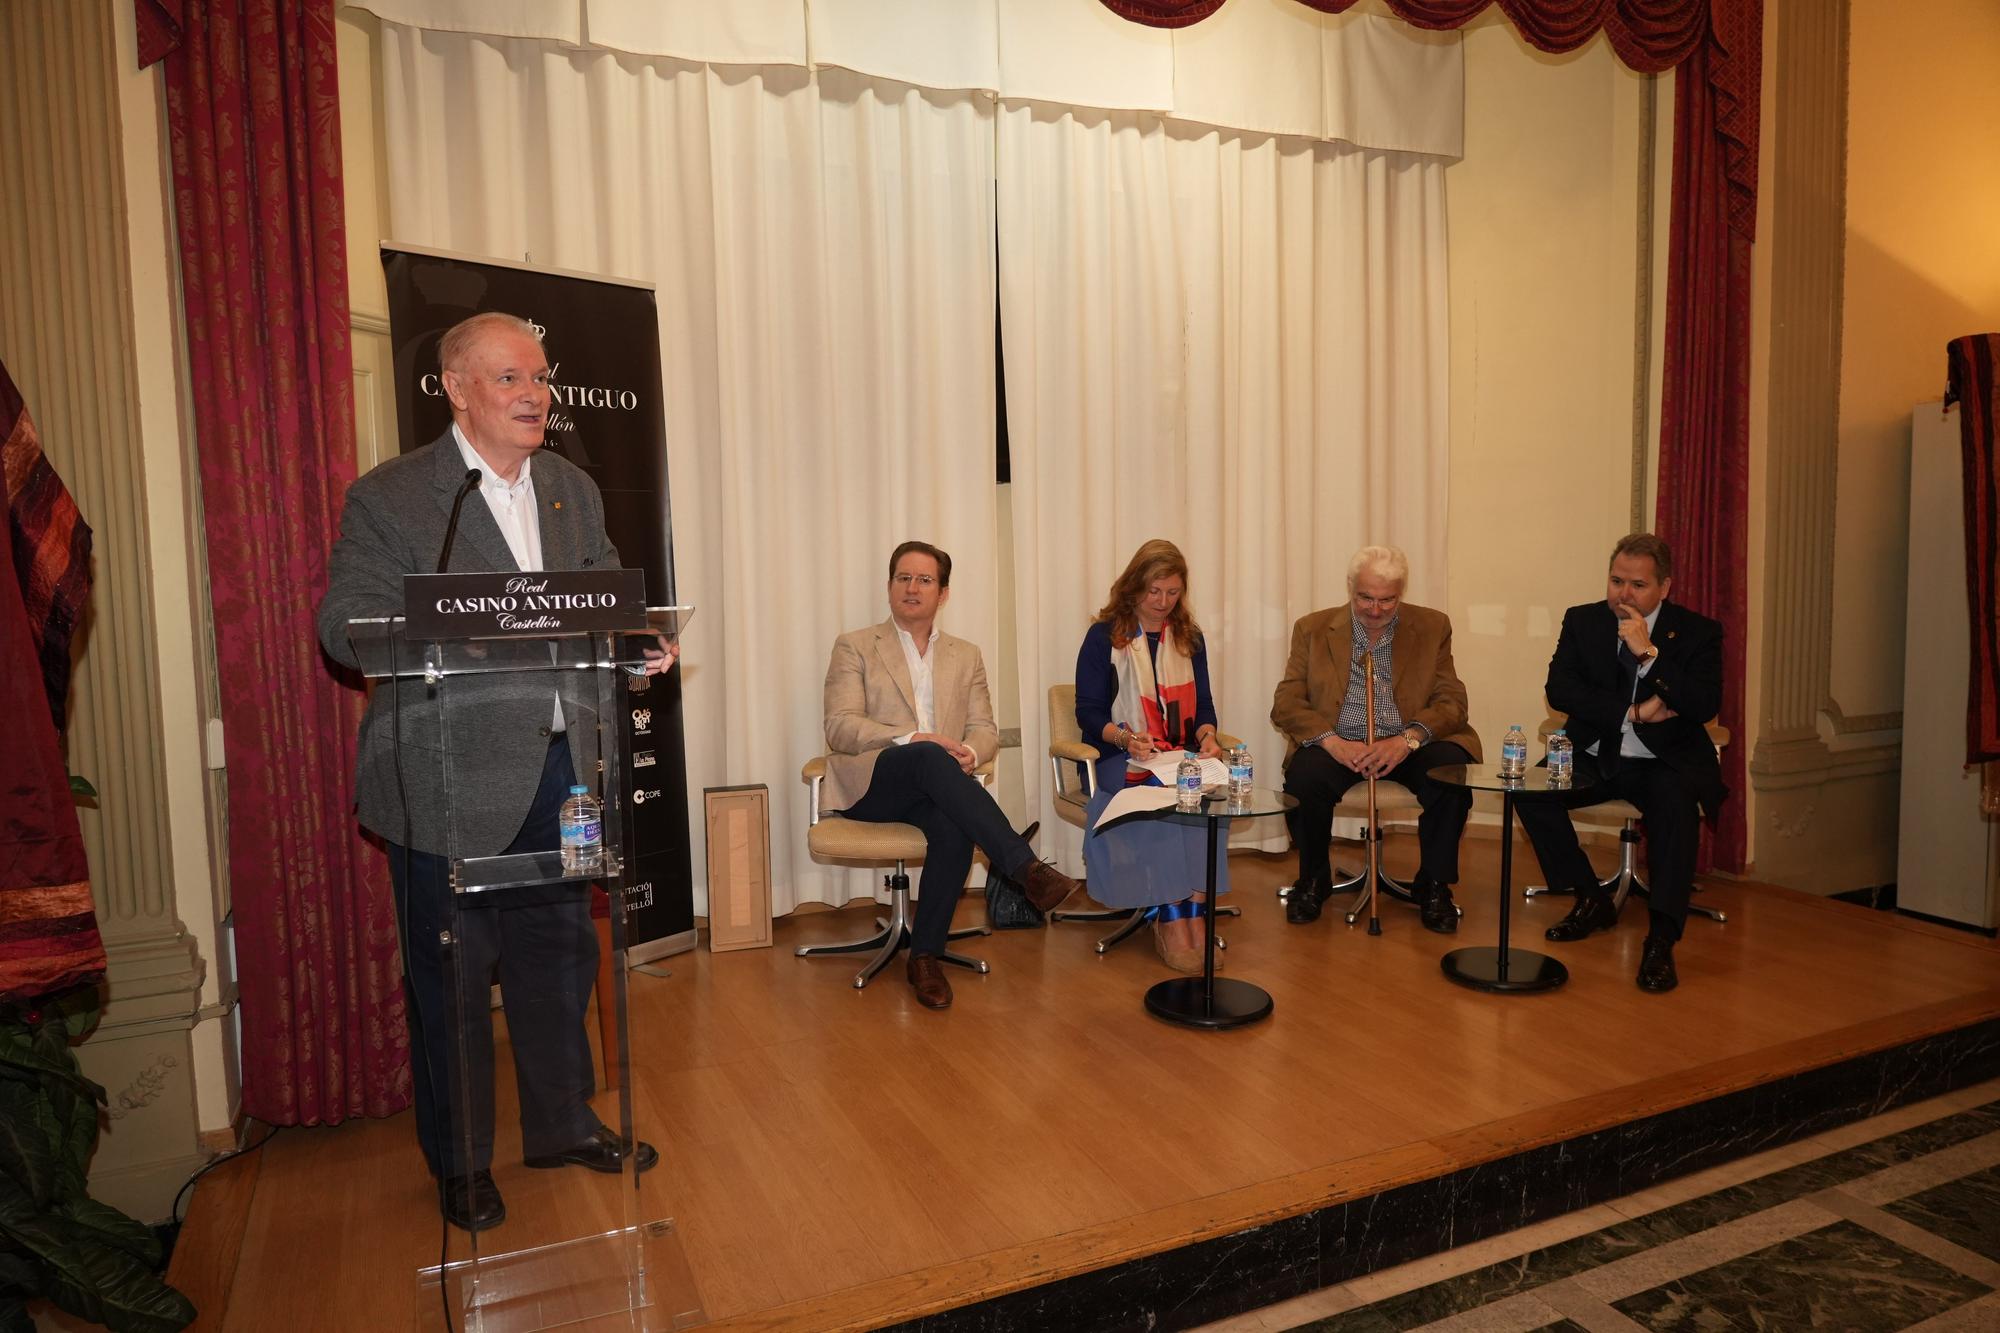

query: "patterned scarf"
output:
1110 624 1197 783
1 359 103 1003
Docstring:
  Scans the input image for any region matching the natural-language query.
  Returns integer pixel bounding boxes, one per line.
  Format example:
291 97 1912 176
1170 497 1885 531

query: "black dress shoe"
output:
524 1126 660 1174
1544 892 1618 942
439 1169 505 1232
1420 884 1459 935
1637 935 1679 992
1285 875 1330 925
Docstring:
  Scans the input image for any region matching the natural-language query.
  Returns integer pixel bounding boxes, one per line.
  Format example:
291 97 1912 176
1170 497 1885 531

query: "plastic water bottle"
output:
1500 724 1528 780
1547 729 1574 789
559 784 603 872
1176 752 1203 812
1228 744 1254 806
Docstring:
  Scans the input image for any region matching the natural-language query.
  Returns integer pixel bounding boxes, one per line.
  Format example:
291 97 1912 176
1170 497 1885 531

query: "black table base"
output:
1440 945 1568 993
1145 975 1274 1028
1140 790 1292 1031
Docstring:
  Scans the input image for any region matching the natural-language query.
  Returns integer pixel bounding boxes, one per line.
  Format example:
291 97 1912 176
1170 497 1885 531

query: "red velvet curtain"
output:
1109 0 1761 871
1653 4 1760 874
141 0 409 1124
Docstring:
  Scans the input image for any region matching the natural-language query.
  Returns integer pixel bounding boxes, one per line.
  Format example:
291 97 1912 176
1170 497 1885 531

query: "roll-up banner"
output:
381 243 696 964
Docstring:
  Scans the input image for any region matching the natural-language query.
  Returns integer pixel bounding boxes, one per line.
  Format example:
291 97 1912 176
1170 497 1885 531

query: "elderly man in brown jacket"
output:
1270 545 1481 933
822 540 1080 1009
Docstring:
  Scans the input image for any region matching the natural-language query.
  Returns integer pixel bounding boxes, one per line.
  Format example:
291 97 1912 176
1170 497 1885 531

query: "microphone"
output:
436 468 481 573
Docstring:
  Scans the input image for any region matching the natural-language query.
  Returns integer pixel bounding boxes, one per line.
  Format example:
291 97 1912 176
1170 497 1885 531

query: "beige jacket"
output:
820 619 1000 810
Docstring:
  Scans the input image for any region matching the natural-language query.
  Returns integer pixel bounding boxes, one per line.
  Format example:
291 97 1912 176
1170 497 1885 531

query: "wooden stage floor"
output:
173 836 2000 1332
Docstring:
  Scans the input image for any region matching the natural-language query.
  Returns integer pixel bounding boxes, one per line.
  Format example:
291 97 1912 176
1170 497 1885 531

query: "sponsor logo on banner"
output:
625 880 656 911
632 708 652 734
633 750 656 768
634 788 663 804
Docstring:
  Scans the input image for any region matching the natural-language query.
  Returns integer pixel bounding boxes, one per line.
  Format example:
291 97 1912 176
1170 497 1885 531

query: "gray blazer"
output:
316 429 621 856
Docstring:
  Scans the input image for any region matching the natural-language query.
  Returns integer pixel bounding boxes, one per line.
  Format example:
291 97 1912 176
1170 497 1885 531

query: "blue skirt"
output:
1081 762 1232 909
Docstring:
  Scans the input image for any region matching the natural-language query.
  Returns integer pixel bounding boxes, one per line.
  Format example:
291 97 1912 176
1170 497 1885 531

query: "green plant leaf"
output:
0 1215 195 1333
48 986 101 1043
55 1197 159 1267
67 774 98 800
0 1080 60 1209
0 1026 100 1101
0 1248 34 1292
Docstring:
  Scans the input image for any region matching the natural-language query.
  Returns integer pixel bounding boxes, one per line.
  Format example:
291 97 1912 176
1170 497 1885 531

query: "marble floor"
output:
1197 1077 2000 1333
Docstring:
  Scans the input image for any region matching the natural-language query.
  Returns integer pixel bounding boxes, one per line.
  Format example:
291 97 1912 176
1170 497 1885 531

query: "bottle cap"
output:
569 785 588 795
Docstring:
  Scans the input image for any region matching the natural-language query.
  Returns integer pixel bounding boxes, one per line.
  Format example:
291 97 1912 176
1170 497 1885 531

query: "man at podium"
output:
316 312 669 1231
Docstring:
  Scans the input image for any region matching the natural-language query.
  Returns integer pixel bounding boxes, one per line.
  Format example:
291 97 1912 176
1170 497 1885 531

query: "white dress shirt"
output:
893 624 939 742
453 425 562 732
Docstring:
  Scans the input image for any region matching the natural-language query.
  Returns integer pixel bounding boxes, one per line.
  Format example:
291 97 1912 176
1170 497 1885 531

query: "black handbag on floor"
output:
984 873 1045 929
984 821 1047 929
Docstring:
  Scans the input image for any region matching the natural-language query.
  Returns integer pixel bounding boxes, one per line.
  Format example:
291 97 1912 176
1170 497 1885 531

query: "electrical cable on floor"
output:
169 1121 284 1230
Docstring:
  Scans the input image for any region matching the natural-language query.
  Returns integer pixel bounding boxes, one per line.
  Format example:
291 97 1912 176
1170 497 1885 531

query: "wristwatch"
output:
1402 731 1421 752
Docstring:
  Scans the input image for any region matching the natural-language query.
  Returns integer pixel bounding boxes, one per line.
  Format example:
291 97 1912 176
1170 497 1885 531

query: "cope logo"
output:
633 788 663 804
631 708 652 734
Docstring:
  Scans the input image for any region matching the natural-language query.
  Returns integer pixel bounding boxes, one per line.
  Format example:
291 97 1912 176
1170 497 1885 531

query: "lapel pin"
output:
1667 630 1676 639
552 500 563 510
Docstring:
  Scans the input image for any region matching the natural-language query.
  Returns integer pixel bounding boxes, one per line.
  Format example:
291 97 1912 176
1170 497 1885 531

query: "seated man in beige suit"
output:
822 540 1081 1009
1271 544 1481 933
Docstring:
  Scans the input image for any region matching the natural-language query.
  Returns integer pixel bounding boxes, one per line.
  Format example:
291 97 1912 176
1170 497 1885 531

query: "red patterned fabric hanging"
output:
0 362 103 1004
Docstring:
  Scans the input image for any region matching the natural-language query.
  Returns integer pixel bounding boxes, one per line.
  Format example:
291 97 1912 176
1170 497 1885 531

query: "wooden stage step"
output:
171 838 2000 1332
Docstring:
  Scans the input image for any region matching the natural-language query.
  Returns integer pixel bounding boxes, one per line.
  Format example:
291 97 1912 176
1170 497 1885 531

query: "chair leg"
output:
795 863 994 989
1531 819 1727 925
1095 905 1152 954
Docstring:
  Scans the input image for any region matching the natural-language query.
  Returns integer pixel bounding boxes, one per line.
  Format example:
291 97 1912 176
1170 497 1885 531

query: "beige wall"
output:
1834 0 2000 718
1443 22 1664 766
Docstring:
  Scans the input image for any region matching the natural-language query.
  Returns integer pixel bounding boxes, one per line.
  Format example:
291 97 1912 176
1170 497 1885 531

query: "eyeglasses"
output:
891 573 938 589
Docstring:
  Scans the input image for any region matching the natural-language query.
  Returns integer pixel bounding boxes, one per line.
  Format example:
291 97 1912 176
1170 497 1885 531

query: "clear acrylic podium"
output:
347 606 706 1332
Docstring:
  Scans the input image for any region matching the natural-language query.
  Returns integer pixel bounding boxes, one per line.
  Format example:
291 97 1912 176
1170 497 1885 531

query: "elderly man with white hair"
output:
1270 545 1481 933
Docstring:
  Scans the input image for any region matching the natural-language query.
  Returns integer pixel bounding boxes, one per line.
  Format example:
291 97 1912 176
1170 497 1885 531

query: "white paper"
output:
1138 750 1230 788
1096 784 1181 830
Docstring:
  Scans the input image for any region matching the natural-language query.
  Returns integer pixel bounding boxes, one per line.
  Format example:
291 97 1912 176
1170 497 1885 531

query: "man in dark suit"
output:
821 541 1081 1010
1271 545 1482 934
317 312 670 1231
1519 531 1726 993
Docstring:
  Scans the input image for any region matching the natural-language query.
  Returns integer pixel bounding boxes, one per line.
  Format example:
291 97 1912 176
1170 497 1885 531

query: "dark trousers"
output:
388 738 600 1178
1513 754 1699 941
836 742 1035 956
1283 740 1474 887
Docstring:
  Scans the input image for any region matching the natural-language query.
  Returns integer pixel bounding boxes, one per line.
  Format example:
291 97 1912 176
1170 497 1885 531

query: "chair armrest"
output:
1050 739 1099 764
1214 730 1241 751
801 756 828 782
1707 721 1730 750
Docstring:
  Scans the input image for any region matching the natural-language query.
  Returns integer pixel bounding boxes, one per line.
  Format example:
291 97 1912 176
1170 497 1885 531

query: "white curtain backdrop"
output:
997 104 1450 870
379 24 1002 914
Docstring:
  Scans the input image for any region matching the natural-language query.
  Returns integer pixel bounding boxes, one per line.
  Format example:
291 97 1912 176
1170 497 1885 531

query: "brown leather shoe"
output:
1018 860 1082 913
906 954 952 1009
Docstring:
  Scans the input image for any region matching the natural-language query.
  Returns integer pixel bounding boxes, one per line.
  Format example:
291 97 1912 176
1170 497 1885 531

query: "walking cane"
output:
1362 655 1383 935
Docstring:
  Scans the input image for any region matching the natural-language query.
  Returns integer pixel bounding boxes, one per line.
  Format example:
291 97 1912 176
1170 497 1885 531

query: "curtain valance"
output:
339 0 1464 158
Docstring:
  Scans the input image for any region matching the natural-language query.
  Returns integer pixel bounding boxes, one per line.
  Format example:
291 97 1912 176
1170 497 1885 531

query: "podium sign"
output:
401 570 646 638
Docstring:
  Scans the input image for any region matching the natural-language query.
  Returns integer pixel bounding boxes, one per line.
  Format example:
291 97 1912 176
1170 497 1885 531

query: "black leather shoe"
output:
1420 883 1459 935
439 1169 505 1232
524 1126 660 1174
1285 875 1330 925
1637 935 1679 992
1544 893 1618 942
